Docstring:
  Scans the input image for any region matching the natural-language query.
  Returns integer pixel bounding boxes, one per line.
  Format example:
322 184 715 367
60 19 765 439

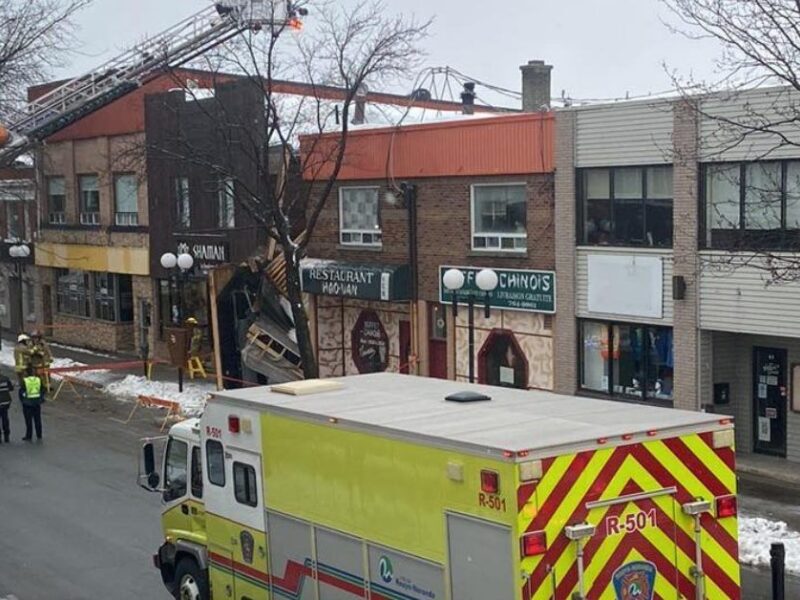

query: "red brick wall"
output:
305 173 555 303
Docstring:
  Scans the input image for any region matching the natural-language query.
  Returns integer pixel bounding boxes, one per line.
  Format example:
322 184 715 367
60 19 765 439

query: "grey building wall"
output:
574 100 673 167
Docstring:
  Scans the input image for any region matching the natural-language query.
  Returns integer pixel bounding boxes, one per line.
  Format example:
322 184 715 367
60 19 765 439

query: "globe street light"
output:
443 267 499 384
160 250 195 393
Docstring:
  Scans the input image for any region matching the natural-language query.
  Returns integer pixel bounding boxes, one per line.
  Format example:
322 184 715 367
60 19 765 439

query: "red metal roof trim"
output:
301 112 554 181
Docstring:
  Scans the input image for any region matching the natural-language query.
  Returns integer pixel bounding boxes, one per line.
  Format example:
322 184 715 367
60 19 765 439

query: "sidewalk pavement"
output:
738 452 800 494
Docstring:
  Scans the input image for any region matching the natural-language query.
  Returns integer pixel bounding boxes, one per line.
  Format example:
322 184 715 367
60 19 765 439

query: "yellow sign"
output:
35 242 149 275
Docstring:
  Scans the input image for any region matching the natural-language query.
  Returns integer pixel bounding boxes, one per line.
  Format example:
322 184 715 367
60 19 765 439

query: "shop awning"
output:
300 259 410 301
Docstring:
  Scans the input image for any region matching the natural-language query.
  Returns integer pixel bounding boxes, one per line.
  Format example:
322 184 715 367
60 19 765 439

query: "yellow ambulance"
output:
140 373 740 600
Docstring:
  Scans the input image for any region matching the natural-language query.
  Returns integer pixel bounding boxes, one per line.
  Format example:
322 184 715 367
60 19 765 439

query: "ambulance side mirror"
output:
140 442 161 492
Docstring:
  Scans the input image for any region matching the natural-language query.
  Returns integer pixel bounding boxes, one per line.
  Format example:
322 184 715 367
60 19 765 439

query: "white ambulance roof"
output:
212 374 730 457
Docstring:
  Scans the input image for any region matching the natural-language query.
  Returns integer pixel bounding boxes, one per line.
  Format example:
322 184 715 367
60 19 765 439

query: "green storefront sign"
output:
439 266 556 314
301 260 410 301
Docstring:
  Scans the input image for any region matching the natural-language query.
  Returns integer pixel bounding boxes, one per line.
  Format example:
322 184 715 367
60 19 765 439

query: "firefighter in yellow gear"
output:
14 334 32 384
30 330 53 391
185 317 203 358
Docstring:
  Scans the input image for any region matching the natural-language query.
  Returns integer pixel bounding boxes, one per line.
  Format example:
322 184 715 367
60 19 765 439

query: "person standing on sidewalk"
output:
20 367 44 441
0 373 13 444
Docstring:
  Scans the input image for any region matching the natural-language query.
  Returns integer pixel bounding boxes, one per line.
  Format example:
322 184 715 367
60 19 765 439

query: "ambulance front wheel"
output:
174 557 209 600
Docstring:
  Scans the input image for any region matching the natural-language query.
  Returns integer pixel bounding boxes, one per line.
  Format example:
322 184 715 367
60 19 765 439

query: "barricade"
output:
119 395 185 432
47 360 153 401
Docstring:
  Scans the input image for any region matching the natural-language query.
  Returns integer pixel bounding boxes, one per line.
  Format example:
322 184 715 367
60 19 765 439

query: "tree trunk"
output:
285 247 319 379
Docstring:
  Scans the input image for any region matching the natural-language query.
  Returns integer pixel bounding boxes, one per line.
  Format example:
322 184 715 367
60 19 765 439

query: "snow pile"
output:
103 375 214 417
739 516 800 573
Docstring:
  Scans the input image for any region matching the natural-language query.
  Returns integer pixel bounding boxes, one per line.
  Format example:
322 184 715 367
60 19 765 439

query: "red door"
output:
400 320 411 374
428 304 448 379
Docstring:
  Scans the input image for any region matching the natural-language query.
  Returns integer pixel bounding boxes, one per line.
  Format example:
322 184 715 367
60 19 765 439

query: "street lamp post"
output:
443 267 499 384
160 251 195 392
9 243 31 334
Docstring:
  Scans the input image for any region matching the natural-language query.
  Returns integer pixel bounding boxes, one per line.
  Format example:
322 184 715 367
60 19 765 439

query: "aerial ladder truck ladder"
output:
0 1 300 167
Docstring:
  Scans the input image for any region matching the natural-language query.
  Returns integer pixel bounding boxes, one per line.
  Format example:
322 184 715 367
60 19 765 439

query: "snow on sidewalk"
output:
104 374 214 416
740 515 800 573
0 343 213 416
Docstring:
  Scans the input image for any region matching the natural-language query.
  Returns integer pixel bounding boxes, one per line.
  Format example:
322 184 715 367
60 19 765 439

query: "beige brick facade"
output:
672 100 701 410
553 111 578 394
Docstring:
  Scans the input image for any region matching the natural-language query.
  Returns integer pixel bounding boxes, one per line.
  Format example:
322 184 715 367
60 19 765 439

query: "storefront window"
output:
158 278 208 339
94 273 133 323
581 321 609 392
580 320 673 403
56 269 90 317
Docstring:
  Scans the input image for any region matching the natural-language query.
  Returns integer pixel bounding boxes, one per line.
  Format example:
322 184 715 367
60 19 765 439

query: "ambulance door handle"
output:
258 546 266 558
181 504 189 515
231 537 238 546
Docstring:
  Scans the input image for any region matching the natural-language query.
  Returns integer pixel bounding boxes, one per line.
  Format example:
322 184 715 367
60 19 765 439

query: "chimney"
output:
520 60 553 111
352 85 368 125
461 82 476 115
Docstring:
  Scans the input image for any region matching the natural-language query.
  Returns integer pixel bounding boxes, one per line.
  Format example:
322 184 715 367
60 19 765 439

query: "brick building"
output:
30 69 221 353
0 163 37 335
303 61 557 388
144 78 270 362
554 86 800 466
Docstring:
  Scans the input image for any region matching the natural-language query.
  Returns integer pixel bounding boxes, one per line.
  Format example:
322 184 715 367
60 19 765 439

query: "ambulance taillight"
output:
716 494 737 518
521 531 547 557
480 470 499 494
228 415 241 434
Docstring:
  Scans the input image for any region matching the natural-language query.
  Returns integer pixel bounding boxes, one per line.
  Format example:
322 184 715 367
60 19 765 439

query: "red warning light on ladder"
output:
228 415 241 434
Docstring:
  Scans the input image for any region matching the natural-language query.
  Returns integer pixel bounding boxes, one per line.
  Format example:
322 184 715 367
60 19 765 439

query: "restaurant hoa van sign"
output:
300 260 411 301
439 266 556 314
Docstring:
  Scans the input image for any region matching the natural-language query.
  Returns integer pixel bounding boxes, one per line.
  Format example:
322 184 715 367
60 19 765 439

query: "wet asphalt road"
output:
0 381 798 599
0 387 165 600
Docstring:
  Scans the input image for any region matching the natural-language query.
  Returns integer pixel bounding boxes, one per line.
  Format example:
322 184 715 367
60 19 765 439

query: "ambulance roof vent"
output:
272 379 344 396
445 391 492 403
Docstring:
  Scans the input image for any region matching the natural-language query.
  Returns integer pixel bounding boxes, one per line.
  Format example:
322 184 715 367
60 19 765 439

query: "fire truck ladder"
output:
0 1 287 166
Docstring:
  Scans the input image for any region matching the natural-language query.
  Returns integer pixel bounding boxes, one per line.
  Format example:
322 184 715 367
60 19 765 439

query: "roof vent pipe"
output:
461 82 476 115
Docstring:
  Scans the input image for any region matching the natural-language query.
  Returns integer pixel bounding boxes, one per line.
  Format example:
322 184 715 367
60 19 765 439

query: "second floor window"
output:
218 177 235 229
472 184 527 251
175 177 190 229
114 174 138 226
340 187 381 247
704 160 800 248
580 167 673 247
47 177 66 224
79 175 100 226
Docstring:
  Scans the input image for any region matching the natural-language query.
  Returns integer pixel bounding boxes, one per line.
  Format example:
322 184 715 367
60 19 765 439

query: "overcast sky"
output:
60 0 722 107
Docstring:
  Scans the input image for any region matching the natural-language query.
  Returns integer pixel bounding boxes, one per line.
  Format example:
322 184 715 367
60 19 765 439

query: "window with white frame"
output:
471 184 527 251
340 187 381 246
217 177 235 229
79 175 100 226
48 177 66 224
114 174 138 226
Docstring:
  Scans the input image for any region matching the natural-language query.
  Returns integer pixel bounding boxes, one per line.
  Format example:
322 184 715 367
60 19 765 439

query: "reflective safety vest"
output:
23 376 42 402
